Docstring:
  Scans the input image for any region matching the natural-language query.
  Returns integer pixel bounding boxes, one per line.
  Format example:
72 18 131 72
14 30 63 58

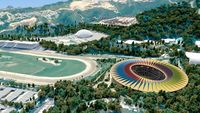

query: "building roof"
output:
0 40 39 44
110 59 188 92
195 41 200 47
124 40 144 45
0 87 15 99
117 40 122 43
15 91 37 103
162 38 176 43
0 86 38 104
1 107 15 113
2 89 24 102
0 104 6 110
185 52 200 64
75 29 93 38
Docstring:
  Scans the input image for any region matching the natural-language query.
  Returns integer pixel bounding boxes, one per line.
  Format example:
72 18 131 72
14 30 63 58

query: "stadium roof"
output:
110 59 188 92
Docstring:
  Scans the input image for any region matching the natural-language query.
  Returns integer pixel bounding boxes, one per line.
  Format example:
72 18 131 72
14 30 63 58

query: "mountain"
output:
0 0 187 33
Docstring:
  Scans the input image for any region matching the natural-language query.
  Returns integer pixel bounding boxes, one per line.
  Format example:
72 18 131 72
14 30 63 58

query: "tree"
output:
93 100 107 111
108 100 121 112
124 97 132 105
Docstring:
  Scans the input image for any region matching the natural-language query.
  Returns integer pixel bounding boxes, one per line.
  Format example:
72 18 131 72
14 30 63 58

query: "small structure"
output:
161 54 170 58
123 40 144 45
195 41 200 47
185 52 200 64
99 17 138 26
110 39 148 51
176 37 183 44
162 38 176 44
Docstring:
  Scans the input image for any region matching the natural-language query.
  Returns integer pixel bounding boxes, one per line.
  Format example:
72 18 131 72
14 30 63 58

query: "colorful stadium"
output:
110 59 188 92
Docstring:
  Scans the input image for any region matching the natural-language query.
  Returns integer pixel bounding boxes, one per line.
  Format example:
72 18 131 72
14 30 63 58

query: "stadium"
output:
110 59 188 92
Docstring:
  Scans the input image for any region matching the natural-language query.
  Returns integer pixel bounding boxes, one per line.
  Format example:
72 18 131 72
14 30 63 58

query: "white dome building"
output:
185 52 200 64
75 29 93 38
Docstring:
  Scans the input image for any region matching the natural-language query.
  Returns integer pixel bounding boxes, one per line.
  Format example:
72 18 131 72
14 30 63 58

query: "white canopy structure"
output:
124 40 145 45
185 52 200 64
75 29 93 38
41 30 107 45
162 38 176 43
195 41 200 47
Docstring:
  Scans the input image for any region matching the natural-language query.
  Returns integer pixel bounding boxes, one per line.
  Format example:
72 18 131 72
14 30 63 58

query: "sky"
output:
0 0 69 9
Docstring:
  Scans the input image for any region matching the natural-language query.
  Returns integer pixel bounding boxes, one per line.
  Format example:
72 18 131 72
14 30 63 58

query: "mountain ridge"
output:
0 0 189 33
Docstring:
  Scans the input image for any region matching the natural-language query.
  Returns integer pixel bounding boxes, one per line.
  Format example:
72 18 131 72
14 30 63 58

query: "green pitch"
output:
0 52 86 77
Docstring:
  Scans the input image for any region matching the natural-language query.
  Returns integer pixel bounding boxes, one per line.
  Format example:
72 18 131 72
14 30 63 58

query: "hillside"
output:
0 0 185 33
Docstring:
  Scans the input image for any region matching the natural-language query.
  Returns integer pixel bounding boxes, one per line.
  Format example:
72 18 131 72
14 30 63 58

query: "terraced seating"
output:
132 65 166 80
110 59 188 92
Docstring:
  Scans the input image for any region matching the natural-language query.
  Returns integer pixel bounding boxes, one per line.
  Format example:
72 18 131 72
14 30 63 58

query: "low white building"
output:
185 52 200 64
123 40 144 45
162 38 176 43
162 37 183 44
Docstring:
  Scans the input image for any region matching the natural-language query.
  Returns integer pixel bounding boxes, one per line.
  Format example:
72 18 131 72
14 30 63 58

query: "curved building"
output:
75 29 93 38
185 52 200 64
110 59 188 92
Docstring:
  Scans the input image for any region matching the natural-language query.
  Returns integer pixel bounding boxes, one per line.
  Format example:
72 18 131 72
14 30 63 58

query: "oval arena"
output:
110 59 188 92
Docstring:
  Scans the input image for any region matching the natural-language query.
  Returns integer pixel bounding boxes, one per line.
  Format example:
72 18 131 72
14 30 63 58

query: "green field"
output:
0 52 86 77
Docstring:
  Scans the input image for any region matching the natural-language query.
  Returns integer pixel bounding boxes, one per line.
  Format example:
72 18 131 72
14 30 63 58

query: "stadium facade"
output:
110 59 188 92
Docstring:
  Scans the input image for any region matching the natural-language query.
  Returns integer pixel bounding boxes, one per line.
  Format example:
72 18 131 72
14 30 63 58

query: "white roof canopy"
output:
185 52 200 64
75 29 93 38
124 40 144 45
195 41 200 47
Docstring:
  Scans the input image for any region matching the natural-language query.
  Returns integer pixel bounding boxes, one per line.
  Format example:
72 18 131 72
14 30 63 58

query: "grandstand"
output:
0 40 40 50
